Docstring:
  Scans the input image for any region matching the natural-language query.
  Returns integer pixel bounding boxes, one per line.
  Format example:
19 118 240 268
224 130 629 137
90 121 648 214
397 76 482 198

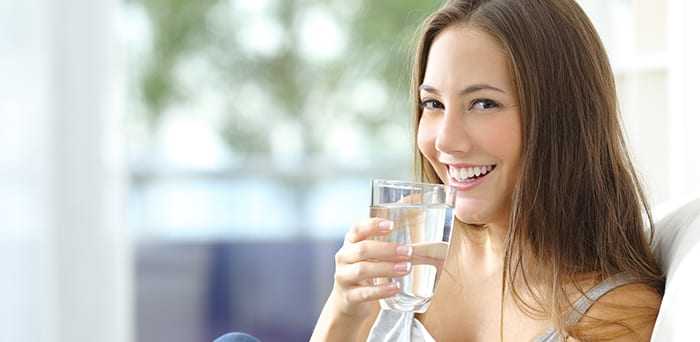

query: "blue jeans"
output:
213 332 262 342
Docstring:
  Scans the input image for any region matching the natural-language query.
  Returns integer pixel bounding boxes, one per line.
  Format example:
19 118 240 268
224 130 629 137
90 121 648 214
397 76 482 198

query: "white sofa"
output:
651 198 700 340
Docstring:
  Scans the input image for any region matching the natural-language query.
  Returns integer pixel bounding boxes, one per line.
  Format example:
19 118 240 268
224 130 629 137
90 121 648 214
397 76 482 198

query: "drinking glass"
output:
369 179 456 313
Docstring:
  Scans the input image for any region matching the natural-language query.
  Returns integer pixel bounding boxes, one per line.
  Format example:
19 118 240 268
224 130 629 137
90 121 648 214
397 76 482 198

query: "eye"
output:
420 99 444 111
471 98 499 111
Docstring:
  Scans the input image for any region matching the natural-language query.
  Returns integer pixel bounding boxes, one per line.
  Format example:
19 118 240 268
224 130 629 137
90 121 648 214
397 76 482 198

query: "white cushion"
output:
651 198 700 341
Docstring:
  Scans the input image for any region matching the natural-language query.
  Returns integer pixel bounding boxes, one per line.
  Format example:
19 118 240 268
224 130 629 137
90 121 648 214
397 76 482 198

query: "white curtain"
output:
666 0 700 208
0 0 131 341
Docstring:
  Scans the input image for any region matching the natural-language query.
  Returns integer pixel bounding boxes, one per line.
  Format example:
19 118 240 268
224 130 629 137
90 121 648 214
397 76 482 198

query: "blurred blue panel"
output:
129 177 298 239
305 178 370 239
135 239 342 342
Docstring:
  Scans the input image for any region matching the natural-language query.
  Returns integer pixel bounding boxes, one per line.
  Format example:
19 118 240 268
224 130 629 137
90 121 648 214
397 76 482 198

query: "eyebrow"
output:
418 83 505 95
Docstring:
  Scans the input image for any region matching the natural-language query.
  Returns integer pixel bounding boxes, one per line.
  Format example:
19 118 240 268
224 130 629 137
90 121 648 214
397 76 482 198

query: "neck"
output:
456 219 508 256
444 219 509 280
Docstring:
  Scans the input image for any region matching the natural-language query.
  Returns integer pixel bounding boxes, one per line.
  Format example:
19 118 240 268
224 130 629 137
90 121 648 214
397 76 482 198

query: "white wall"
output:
580 0 700 215
0 0 131 341
665 0 700 212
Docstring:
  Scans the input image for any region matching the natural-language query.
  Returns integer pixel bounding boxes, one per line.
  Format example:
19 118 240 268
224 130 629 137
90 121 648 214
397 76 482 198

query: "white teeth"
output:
449 164 495 181
468 166 481 177
459 168 468 179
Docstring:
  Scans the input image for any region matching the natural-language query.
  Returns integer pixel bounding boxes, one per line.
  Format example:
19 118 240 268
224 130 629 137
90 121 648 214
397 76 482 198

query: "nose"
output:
435 107 471 155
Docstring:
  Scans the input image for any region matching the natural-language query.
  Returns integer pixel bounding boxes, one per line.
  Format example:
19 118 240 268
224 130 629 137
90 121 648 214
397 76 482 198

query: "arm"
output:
311 294 380 342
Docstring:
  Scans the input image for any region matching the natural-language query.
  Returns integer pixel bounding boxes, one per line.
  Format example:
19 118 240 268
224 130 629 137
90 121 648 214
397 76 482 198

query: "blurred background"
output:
1 0 699 341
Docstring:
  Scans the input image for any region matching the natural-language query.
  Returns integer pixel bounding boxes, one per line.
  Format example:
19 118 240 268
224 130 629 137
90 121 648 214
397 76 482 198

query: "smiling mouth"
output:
446 164 497 183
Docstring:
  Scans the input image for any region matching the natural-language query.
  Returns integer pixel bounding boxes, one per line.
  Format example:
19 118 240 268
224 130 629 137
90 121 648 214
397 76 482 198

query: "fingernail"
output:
394 262 412 273
378 220 393 231
396 245 412 256
383 282 400 290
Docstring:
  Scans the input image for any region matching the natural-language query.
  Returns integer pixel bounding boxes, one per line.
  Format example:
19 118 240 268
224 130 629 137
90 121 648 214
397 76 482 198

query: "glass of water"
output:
369 179 456 313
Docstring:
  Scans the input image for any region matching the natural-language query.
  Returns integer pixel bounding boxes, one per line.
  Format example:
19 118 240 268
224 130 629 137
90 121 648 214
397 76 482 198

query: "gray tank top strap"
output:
533 272 640 342
564 272 639 325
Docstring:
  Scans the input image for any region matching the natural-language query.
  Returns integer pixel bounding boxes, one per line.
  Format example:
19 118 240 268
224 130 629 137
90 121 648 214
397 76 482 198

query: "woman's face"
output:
417 25 522 226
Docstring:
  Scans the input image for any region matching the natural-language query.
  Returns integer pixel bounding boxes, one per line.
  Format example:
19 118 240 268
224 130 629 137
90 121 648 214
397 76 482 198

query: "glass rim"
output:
371 179 452 191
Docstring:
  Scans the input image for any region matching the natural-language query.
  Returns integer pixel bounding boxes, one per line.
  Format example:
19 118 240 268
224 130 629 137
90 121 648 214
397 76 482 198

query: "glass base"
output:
379 292 432 313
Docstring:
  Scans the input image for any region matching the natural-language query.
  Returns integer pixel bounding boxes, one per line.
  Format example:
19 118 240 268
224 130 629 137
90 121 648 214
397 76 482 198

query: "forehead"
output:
423 25 513 91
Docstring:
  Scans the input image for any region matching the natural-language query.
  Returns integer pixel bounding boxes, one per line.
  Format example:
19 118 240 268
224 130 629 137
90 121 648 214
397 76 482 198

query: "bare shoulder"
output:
569 283 661 341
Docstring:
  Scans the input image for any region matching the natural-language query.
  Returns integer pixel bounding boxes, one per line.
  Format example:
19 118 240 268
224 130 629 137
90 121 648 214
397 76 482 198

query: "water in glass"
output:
370 203 454 313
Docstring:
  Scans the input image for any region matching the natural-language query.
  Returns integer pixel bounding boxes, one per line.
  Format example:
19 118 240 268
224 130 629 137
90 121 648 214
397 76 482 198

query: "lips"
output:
444 164 496 190
448 164 495 181
450 167 495 182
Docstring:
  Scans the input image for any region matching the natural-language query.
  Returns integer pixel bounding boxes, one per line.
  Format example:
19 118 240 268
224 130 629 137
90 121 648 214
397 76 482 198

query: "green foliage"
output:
130 0 441 158
131 0 220 124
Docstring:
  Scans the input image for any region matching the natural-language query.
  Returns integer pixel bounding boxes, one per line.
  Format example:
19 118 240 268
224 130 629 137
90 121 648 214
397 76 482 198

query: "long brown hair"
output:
410 0 664 339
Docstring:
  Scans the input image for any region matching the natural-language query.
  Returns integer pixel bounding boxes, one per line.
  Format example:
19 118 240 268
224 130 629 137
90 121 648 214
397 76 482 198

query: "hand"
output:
330 217 413 318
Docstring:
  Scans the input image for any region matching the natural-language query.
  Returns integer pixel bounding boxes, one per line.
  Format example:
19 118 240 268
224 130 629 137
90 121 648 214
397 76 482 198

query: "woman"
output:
312 0 664 340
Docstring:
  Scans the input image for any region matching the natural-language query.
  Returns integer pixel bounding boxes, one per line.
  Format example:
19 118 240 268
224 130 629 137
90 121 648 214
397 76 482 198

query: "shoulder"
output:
569 283 661 341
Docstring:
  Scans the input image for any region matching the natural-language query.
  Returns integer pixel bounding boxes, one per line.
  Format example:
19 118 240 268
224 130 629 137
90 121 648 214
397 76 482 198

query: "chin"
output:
454 199 490 224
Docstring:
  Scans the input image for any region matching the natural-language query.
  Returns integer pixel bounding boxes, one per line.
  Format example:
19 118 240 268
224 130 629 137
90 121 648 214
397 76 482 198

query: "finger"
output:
335 261 412 285
336 240 412 264
397 193 421 205
345 218 393 243
344 282 401 303
412 241 448 260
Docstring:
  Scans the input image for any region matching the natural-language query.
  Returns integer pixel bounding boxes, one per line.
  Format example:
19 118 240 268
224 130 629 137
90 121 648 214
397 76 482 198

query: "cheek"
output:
416 118 436 156
473 114 522 162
